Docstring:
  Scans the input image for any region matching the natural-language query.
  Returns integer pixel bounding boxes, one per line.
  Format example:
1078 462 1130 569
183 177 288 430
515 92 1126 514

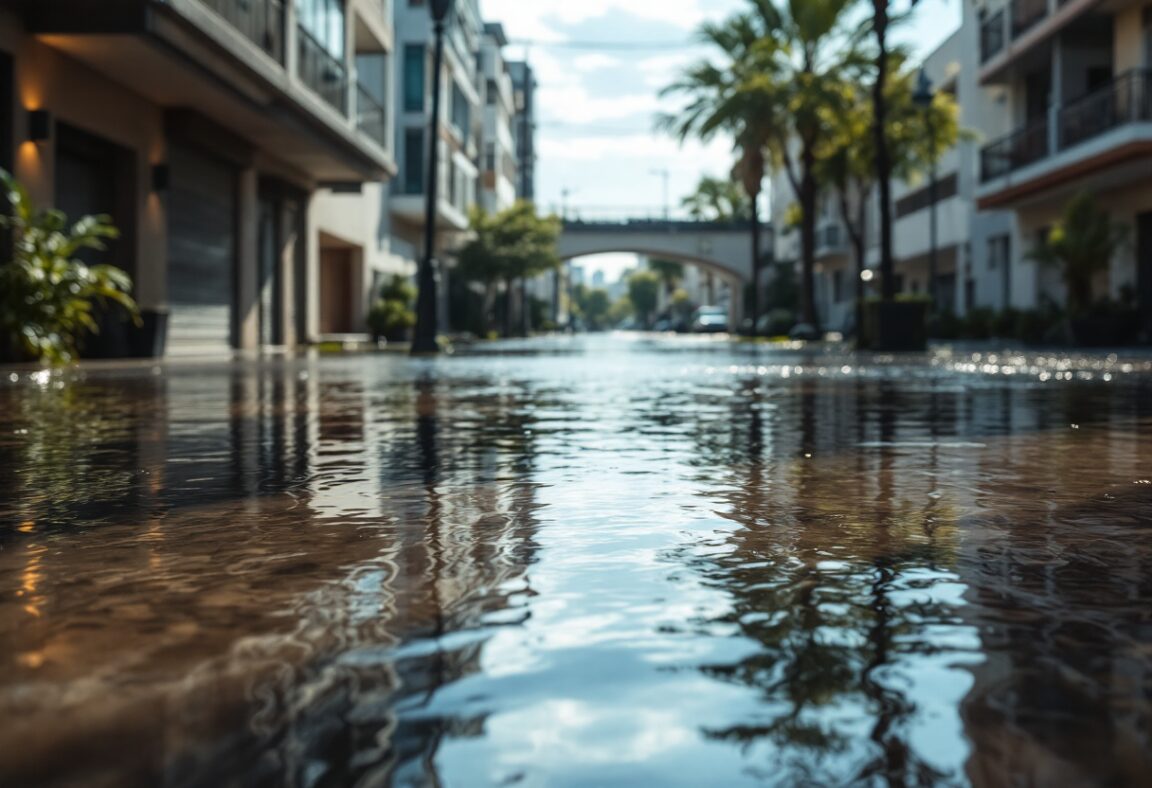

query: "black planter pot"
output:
128 309 169 358
860 300 929 352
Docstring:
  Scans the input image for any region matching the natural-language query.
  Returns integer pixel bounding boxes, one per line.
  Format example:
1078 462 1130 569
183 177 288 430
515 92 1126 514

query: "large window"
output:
297 0 345 58
403 44 425 112
451 83 470 136
403 128 424 194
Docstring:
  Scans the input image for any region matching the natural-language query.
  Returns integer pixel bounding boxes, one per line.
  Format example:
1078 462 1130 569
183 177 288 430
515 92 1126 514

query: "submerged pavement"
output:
1 336 1151 786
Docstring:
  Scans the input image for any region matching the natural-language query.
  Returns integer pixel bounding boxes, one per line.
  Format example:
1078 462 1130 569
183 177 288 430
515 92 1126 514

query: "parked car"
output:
691 306 729 334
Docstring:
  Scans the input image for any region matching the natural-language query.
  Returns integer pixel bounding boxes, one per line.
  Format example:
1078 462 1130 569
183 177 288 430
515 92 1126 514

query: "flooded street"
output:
2 336 1151 787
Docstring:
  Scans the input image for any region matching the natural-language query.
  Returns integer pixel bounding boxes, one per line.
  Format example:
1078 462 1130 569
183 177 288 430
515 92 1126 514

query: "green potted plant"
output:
366 274 417 343
1031 192 1128 346
0 169 138 365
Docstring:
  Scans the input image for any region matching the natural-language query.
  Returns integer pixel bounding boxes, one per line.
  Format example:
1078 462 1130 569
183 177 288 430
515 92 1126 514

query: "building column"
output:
236 166 260 350
305 194 321 343
278 198 299 348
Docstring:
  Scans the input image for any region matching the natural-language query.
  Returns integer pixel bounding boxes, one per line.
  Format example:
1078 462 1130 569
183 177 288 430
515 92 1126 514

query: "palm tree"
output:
659 9 777 334
660 0 860 336
871 0 924 301
681 175 751 222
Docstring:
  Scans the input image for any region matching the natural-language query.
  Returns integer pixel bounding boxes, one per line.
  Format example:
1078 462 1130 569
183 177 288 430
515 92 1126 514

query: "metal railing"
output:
1059 69 1152 148
980 119 1049 182
1011 0 1048 38
198 0 285 63
980 9 1005 63
356 83 387 148
297 26 347 114
982 70 1152 183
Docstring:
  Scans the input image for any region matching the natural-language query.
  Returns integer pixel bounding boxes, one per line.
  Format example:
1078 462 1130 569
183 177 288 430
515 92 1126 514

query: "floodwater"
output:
1 336 1151 787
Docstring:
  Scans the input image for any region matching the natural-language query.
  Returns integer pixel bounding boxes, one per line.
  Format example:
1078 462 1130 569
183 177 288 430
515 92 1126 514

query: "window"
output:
403 128 424 194
451 83 470 135
356 53 387 103
988 234 1010 270
832 270 843 303
297 0 345 58
403 44 425 112
486 79 497 105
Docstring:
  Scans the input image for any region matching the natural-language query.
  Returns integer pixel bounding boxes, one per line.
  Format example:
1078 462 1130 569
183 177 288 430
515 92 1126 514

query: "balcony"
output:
298 26 347 114
1059 70 1152 148
23 0 394 181
980 119 1050 181
1011 0 1048 38
199 0 284 63
979 70 1152 204
356 83 388 150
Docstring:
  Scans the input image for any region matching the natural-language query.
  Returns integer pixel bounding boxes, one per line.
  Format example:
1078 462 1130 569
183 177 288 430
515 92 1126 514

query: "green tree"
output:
457 201 562 337
572 285 613 331
648 257 685 302
661 0 862 335
627 270 661 328
681 175 751 221
818 56 961 331
1030 193 1127 316
0 169 138 365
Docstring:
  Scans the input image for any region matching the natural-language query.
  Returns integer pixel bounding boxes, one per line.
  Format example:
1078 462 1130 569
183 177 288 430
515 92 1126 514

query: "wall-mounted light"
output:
27 109 52 144
151 163 170 192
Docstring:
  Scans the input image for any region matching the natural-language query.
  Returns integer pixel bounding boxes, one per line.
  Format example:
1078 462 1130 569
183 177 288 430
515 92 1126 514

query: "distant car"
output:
691 306 729 334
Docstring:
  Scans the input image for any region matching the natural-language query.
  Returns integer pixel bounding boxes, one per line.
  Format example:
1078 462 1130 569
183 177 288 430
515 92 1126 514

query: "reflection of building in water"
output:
951 386 1152 786
0 363 544 786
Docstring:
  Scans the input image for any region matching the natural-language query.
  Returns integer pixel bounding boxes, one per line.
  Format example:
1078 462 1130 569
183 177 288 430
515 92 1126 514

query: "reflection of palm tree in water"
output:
685 378 959 783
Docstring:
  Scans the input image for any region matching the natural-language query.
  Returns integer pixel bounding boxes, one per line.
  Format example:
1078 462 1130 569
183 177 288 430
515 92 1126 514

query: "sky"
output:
480 0 964 281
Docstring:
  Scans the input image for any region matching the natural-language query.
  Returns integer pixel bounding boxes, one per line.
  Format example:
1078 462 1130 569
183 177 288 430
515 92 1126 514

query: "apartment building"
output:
975 0 1152 334
478 23 517 214
1 0 397 355
508 60 537 202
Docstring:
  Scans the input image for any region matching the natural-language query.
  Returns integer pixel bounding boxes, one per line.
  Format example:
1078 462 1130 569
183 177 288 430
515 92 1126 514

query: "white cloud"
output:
480 0 733 33
572 53 622 72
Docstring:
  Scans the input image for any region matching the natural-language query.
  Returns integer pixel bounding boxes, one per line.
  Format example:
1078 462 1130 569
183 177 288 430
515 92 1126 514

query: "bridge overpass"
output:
557 210 774 328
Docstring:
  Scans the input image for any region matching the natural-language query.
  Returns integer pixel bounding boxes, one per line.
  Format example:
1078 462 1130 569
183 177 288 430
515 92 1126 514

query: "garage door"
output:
167 144 236 354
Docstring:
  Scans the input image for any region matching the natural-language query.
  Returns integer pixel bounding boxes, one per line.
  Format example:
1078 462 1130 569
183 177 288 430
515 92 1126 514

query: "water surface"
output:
2 336 1151 786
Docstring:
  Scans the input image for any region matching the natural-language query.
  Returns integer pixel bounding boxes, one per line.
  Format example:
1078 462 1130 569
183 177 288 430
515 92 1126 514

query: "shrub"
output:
0 169 137 364
961 307 994 340
366 298 415 341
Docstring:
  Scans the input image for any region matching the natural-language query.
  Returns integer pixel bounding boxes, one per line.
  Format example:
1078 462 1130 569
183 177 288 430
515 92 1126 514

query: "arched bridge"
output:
558 213 772 284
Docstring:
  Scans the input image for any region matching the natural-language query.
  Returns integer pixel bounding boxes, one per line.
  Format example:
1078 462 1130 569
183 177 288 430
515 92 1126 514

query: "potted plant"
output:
0 169 139 365
366 274 417 343
1031 192 1128 346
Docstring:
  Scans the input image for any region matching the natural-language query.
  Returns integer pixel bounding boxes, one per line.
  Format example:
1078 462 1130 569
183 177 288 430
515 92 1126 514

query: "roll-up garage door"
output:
166 144 236 354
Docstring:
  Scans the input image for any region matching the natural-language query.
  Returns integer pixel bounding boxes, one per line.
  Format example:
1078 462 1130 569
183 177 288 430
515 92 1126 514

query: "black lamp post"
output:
913 67 938 315
411 0 454 355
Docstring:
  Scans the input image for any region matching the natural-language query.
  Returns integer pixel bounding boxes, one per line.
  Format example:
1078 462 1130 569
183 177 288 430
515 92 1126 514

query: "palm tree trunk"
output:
503 277 513 338
750 190 762 335
520 277 530 336
874 0 896 301
799 150 820 331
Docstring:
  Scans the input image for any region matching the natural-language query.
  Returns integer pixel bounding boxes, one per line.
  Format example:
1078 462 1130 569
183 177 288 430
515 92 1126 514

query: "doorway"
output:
320 247 357 335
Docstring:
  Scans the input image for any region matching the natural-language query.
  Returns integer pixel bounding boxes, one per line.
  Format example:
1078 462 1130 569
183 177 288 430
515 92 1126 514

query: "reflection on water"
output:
1 337 1150 786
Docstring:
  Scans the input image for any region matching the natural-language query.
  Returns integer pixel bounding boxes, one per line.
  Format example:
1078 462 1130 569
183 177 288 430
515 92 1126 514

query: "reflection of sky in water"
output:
1 337 1150 786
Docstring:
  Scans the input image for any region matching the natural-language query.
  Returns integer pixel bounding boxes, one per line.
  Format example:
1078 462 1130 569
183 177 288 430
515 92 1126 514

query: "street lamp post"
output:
650 168 670 221
913 67 938 316
411 0 454 355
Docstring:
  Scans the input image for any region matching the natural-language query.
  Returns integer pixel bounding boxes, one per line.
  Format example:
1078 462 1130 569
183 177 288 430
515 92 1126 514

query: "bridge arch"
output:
557 219 773 328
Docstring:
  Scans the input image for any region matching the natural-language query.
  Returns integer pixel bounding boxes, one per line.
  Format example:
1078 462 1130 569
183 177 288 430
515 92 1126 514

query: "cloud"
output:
480 0 728 33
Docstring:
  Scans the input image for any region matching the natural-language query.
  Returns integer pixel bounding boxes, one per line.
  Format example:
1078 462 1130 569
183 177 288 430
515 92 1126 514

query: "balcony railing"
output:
357 83 388 149
1011 0 1048 38
981 70 1152 184
1059 70 1152 148
298 26 347 114
980 119 1049 181
980 9 1006 63
198 0 285 63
